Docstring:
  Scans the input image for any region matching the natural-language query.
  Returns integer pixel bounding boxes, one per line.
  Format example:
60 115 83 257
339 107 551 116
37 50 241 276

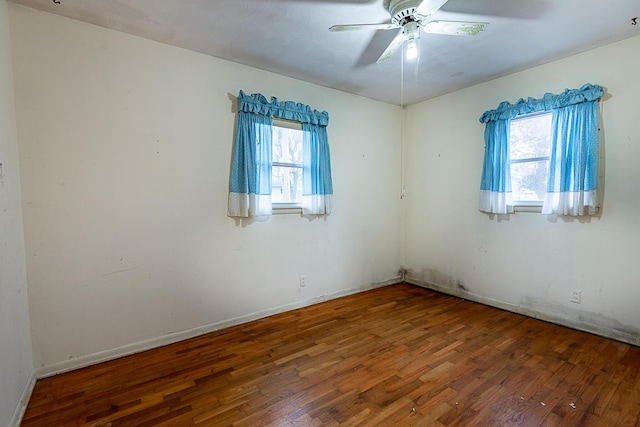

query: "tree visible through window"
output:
509 112 552 204
272 123 303 206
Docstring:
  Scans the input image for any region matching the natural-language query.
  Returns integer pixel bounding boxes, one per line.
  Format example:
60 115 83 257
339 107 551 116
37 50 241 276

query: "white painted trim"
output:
406 278 640 347
9 369 37 427
35 277 401 379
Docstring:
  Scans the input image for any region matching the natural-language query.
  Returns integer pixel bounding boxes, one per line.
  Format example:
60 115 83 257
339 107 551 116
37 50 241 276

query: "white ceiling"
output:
8 0 640 105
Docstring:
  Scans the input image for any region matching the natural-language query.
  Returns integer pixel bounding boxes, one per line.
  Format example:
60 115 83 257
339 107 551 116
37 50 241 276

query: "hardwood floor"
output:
22 283 640 426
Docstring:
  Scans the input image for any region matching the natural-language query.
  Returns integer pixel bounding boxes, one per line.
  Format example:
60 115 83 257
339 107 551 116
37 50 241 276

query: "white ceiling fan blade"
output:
415 0 449 18
329 23 399 32
423 21 489 36
376 30 405 63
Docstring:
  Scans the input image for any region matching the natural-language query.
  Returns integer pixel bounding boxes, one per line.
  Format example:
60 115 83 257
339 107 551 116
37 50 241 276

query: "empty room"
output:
2 0 639 426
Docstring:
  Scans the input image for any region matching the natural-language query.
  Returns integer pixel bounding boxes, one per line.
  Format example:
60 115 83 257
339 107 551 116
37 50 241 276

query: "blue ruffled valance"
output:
479 83 604 123
237 90 329 126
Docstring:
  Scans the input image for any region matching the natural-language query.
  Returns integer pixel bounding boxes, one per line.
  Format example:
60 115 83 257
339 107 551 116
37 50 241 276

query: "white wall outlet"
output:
299 275 307 288
570 289 581 304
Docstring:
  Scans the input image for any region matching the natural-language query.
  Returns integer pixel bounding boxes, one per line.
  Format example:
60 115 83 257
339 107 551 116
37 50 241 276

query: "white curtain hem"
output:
479 190 514 214
541 190 597 216
228 192 272 218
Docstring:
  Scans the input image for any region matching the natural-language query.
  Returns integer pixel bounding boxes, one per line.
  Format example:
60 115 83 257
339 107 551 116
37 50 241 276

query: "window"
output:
272 119 303 208
509 112 552 206
228 90 332 218
479 84 602 216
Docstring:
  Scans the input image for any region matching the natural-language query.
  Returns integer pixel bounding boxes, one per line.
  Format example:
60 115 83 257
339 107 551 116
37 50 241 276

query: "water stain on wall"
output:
520 295 640 345
406 267 470 294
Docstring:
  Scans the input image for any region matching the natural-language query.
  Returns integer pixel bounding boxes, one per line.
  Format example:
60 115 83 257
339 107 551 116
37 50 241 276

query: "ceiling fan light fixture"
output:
406 39 418 59
403 20 420 60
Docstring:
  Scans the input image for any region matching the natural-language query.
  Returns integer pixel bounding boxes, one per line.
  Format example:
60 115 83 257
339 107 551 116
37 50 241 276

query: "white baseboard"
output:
9 368 36 427
406 278 640 347
36 277 400 379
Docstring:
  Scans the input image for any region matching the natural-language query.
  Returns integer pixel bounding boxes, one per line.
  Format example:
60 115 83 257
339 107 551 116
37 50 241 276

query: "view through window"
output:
509 112 552 204
272 122 303 206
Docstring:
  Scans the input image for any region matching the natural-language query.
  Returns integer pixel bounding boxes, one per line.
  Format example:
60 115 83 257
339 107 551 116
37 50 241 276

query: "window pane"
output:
272 166 303 203
510 113 552 160
272 126 303 164
511 160 549 202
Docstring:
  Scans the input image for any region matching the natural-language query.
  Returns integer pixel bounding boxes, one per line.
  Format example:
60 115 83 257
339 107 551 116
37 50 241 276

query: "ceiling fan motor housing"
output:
384 0 423 25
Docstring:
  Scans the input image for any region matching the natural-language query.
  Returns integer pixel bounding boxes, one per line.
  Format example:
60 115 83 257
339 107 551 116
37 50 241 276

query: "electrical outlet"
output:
570 289 581 304
299 275 307 288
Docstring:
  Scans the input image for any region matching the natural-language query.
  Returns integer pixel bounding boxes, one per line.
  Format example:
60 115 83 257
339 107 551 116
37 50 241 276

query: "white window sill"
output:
513 204 601 215
272 204 302 215
514 204 543 213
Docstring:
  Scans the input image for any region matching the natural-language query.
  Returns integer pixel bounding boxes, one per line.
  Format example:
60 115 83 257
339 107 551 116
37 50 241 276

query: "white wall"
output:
11 0 638 381
0 0 34 425
9 4 402 370
403 35 640 344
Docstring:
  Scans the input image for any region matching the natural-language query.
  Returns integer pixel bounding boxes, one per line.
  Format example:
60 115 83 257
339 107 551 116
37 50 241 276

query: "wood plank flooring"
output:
22 283 640 426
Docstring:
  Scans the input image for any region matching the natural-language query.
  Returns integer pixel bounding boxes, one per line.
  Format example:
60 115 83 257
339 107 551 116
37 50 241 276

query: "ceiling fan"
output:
330 0 489 63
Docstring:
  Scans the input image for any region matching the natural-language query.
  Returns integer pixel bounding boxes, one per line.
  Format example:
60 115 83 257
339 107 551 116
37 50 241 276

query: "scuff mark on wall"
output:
100 268 137 277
